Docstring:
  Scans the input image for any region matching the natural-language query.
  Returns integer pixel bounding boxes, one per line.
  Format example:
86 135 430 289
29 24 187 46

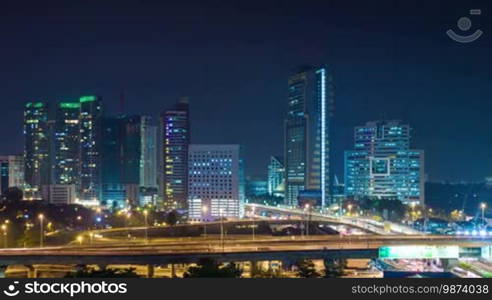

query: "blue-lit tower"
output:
79 95 103 203
344 120 425 205
284 65 334 208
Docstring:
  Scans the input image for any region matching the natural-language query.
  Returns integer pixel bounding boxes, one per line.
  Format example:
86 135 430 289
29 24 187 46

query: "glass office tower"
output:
101 115 142 208
267 156 285 198
344 120 425 205
161 97 190 210
140 116 158 189
284 65 334 208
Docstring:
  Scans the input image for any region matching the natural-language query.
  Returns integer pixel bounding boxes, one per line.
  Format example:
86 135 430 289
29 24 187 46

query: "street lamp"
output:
77 235 83 245
347 204 353 217
1 224 7 248
202 205 208 238
410 202 417 222
143 210 149 243
38 214 44 248
219 208 225 252
304 204 310 237
251 205 256 241
126 213 132 240
481 203 487 230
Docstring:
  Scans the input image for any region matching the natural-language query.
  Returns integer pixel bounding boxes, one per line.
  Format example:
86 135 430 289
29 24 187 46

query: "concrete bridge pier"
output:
441 258 459 272
281 260 297 272
146 265 155 278
249 261 259 277
25 265 37 278
171 263 176 278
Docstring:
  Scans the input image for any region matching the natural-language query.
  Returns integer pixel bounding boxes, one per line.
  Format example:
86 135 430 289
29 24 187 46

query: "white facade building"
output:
188 144 244 220
42 184 77 205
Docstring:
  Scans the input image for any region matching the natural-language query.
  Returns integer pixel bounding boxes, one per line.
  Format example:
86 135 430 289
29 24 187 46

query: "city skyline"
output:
0 0 492 282
1 1 492 183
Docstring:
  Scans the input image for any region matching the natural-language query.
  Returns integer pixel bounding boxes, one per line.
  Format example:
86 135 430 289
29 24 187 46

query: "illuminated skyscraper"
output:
284 65 334 207
79 95 103 203
161 97 190 210
24 102 51 199
344 120 425 205
140 116 158 189
53 102 80 185
188 144 245 220
267 156 285 198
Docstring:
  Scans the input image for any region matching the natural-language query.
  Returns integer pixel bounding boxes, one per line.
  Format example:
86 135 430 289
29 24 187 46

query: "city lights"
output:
0 2 491 282
38 214 44 248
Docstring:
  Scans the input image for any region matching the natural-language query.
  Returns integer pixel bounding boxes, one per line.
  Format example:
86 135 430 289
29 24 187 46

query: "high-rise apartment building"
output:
161 97 190 210
284 65 334 207
79 95 103 203
344 120 425 205
188 144 245 220
53 102 80 185
24 102 51 199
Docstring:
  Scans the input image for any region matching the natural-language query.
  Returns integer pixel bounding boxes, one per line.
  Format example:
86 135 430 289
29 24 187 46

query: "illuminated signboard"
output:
379 245 459 259
482 246 492 259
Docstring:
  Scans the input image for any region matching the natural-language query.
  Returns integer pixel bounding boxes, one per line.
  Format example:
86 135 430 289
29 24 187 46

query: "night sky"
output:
1 0 492 182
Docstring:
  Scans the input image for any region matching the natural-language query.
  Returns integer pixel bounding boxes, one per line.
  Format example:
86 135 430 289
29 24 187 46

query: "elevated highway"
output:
246 203 421 235
0 235 490 265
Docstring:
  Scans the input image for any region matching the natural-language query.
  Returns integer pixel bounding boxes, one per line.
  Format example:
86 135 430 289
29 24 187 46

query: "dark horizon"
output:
2 0 492 182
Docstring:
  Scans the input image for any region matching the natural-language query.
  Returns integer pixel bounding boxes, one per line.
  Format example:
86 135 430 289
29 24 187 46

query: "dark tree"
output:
183 258 242 278
250 268 283 278
66 266 140 278
295 259 320 278
323 258 346 278
166 210 179 226
2 187 23 202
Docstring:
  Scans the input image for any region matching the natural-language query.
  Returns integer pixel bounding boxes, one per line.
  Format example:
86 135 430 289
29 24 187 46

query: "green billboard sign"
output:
379 245 460 259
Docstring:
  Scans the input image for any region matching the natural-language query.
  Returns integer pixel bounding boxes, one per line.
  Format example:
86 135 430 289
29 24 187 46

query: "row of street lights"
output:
7 201 489 249
201 206 243 251
0 215 46 249
201 206 227 240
